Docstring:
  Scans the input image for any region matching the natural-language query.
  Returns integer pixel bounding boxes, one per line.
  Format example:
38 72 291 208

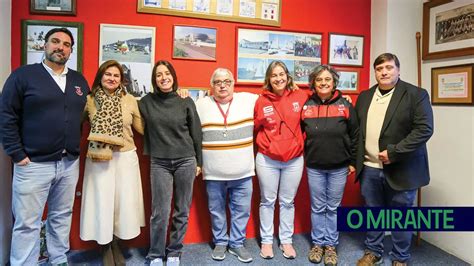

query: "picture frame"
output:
335 67 359 94
137 0 282 27
99 24 156 98
30 0 77 16
431 63 473 105
21 20 83 72
181 87 210 102
328 33 364 67
236 27 322 85
173 25 217 61
422 0 474 60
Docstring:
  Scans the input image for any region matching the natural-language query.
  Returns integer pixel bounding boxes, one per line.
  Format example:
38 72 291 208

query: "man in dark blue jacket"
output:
0 27 89 265
355 53 433 266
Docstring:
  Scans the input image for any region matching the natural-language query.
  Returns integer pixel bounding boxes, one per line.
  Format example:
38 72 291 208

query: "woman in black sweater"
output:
138 60 202 266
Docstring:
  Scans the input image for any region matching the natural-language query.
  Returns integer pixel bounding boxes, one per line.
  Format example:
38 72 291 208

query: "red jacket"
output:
254 89 310 162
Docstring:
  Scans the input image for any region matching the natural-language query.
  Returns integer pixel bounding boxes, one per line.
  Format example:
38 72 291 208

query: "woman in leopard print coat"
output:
80 60 145 265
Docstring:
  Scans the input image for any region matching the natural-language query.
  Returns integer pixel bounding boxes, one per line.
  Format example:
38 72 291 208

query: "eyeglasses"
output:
213 79 232 87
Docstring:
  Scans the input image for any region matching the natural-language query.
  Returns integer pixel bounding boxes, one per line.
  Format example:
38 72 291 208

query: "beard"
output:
45 50 69 65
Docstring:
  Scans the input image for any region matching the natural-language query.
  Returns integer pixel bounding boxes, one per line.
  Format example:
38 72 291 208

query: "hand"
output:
378 150 391 164
348 165 356 174
17 157 31 166
196 166 202 177
342 94 353 104
290 84 300 91
176 88 189 98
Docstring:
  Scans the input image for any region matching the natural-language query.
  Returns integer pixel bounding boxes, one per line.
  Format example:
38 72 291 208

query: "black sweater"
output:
0 63 89 162
138 91 202 166
301 90 359 170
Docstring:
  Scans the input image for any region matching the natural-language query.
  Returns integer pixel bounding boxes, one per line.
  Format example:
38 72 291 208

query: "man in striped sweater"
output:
195 68 258 263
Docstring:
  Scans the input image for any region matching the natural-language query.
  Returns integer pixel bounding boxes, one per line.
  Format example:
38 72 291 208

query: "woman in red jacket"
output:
254 60 309 260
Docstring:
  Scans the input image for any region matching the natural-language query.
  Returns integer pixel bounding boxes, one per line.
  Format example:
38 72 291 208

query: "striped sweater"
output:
196 92 258 181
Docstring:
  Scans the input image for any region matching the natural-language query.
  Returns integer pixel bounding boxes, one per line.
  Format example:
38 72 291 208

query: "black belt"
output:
61 152 68 157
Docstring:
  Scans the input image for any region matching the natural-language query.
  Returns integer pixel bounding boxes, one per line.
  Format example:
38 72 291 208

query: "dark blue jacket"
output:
355 80 434 190
0 63 89 162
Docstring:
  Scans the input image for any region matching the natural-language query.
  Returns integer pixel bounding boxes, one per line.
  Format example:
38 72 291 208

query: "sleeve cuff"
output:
386 144 397 163
11 150 27 163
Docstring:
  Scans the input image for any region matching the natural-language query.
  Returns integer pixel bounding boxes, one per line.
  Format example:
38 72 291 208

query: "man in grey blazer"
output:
355 53 434 266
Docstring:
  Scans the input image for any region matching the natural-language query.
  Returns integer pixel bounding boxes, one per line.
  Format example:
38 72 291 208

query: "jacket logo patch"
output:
338 104 345 114
75 86 83 96
292 102 300 112
263 106 274 116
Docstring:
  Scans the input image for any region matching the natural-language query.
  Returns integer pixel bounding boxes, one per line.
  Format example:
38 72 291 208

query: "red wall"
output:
11 0 370 250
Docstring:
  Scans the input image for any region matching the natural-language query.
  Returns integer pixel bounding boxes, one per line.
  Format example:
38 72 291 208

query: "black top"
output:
138 91 202 166
301 90 359 170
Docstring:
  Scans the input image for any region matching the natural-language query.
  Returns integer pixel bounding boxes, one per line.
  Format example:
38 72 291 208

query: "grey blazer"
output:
355 79 434 190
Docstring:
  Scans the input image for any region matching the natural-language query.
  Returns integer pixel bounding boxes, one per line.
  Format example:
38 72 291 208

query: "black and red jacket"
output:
301 90 359 170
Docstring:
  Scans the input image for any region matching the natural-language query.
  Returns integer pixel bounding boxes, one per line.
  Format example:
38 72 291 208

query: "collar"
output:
42 60 68 76
375 86 395 98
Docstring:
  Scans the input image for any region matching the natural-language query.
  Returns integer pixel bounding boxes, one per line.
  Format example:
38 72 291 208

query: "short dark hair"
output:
91 60 127 96
373 53 400 69
151 60 179 92
44 28 75 47
308 64 340 91
262 60 296 92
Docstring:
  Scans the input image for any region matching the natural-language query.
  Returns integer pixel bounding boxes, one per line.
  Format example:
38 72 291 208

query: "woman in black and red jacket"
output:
302 65 359 266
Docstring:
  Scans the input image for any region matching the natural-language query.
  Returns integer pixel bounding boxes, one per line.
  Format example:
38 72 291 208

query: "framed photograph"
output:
335 68 359 93
328 33 364 67
182 87 210 102
173 25 217 61
99 24 155 98
431 64 473 105
137 0 282 27
21 20 83 71
422 0 474 60
193 0 211 13
30 0 76 15
236 28 322 85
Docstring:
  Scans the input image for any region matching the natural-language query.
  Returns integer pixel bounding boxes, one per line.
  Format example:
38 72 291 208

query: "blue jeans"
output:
206 177 253 248
307 167 348 247
10 157 79 266
147 156 196 260
255 153 304 244
360 166 417 263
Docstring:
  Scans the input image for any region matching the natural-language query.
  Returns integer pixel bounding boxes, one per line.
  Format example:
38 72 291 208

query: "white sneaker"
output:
150 258 163 266
166 256 180 266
